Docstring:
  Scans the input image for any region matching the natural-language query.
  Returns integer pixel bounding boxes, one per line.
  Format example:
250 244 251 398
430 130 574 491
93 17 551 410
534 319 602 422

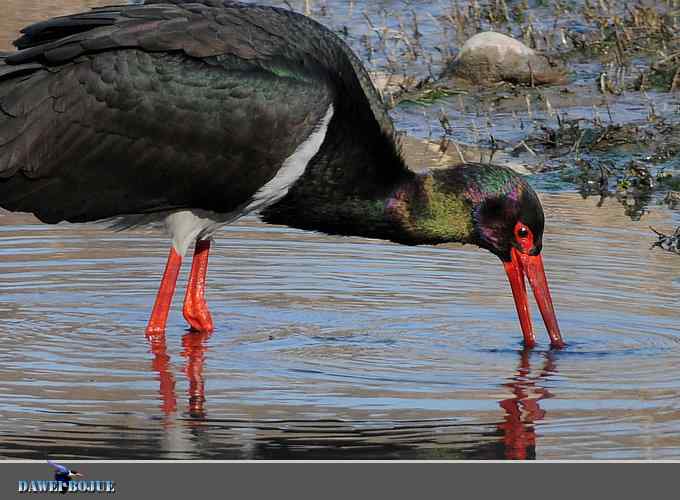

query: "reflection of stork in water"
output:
147 331 211 419
146 331 559 459
497 350 557 460
47 460 82 494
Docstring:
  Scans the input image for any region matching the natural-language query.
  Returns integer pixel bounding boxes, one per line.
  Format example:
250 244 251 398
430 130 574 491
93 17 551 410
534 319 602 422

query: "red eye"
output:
514 222 534 252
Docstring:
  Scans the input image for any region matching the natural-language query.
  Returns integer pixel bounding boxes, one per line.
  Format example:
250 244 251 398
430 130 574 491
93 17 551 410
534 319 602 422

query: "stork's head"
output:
423 164 565 348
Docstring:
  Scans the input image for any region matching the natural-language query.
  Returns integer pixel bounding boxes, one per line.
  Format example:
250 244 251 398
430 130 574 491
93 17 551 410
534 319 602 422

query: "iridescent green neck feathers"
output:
262 169 476 246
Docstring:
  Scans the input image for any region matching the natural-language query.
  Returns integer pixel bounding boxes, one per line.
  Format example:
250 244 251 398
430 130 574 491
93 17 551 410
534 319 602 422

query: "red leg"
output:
146 247 183 335
183 239 214 333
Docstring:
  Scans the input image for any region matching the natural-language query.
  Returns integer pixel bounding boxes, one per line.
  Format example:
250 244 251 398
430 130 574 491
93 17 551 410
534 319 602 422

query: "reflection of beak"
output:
503 247 565 349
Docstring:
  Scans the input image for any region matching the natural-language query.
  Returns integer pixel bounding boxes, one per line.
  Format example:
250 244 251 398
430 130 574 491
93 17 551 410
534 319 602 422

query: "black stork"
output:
0 0 564 348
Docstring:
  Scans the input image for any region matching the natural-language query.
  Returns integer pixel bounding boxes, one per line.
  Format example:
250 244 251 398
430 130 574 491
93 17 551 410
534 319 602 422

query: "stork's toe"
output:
183 301 214 333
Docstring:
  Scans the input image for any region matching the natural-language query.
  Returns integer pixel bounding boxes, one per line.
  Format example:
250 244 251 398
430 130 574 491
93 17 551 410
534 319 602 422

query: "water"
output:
1 193 678 460
0 0 679 460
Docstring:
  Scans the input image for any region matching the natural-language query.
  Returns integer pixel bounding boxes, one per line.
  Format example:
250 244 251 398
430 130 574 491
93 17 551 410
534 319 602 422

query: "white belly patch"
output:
164 103 335 256
244 103 335 213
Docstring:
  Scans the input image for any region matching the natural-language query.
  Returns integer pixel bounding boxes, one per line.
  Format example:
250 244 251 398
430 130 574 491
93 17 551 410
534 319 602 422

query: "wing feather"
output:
7 1 395 139
0 49 332 222
0 1 403 222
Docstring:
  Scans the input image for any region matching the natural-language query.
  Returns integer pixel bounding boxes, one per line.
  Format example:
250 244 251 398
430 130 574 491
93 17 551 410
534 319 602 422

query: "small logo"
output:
16 460 115 494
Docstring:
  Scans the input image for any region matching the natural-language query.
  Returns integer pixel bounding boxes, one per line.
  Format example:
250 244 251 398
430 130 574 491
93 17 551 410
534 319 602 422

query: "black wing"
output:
0 49 332 222
0 1 392 223
9 1 394 138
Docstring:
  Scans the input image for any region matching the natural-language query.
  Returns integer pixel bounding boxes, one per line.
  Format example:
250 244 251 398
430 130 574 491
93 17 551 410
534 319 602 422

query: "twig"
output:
519 140 537 156
452 141 466 164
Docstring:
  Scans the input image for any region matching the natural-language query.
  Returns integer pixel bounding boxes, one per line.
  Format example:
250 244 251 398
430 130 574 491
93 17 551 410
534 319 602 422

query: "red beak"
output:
503 247 565 349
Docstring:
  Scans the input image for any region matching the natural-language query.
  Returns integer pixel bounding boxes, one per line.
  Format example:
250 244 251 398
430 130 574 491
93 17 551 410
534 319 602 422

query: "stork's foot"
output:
182 301 214 333
183 239 214 333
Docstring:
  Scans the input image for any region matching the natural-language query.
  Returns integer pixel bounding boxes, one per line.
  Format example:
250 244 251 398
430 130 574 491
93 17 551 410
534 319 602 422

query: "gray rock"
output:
442 32 568 86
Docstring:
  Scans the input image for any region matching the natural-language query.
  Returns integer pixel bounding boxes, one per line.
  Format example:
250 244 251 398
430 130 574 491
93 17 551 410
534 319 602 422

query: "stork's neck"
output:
262 96 475 244
261 166 475 246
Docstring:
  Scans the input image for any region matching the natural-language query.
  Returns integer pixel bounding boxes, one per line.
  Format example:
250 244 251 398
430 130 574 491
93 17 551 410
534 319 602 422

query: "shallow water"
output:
1 0 679 460
0 193 678 460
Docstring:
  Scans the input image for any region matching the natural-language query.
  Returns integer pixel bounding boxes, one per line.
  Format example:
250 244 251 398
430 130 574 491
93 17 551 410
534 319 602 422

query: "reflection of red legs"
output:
146 248 183 335
183 240 214 333
146 330 211 418
498 351 555 460
182 330 212 418
146 331 177 415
